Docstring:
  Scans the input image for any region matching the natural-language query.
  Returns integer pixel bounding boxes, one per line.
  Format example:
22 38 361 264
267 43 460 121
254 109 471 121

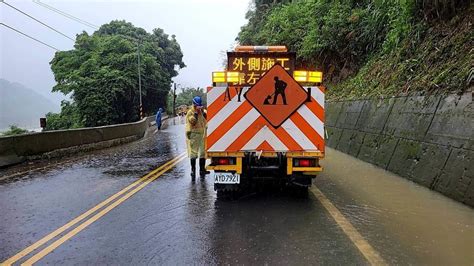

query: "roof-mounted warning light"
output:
234 46 288 53
212 71 241 83
294 70 323 83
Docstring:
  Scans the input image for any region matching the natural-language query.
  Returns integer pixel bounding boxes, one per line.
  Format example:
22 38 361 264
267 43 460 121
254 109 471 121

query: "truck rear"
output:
206 46 325 195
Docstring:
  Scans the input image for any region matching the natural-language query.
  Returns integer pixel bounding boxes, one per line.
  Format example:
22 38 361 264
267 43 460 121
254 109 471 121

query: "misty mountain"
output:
0 79 59 131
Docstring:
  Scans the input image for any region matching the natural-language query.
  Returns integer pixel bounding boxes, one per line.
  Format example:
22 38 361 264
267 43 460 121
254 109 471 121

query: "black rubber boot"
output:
190 158 196 180
199 158 206 179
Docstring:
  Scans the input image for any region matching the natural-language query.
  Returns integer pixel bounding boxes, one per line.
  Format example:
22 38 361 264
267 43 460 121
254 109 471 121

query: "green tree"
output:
1 125 29 136
50 20 185 128
175 87 207 107
167 87 207 112
44 101 82 130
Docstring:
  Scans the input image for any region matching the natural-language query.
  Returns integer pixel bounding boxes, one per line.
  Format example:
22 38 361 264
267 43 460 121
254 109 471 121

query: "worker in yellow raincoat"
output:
185 96 208 179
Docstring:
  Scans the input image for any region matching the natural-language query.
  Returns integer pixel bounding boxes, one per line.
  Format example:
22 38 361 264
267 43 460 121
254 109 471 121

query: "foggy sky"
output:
1 0 250 106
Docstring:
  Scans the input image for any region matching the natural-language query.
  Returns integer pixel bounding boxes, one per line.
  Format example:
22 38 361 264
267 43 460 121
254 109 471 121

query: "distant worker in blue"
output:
155 107 163 130
185 96 208 180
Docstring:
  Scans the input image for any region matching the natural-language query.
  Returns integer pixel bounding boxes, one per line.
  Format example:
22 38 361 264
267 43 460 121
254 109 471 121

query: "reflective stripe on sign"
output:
207 87 239 121
297 104 325 139
306 86 325 109
282 119 318 150
208 108 260 151
207 87 249 135
242 126 288 151
207 102 254 149
207 86 226 107
206 86 325 153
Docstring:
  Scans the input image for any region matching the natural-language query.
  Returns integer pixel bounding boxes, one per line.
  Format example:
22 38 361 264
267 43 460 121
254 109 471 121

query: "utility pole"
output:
137 40 143 119
172 83 177 117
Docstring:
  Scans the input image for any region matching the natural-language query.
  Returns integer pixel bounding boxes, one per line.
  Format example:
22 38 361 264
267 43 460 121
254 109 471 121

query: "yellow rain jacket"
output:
185 107 207 158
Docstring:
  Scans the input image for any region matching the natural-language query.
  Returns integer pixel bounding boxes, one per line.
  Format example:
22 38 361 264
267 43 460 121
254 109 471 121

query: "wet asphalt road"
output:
1 118 473 265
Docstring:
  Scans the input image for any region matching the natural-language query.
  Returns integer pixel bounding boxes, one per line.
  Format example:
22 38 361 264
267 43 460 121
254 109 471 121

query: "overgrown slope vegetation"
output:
237 0 472 99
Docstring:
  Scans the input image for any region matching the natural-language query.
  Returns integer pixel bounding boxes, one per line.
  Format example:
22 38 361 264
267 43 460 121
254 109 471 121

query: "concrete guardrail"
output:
0 115 168 167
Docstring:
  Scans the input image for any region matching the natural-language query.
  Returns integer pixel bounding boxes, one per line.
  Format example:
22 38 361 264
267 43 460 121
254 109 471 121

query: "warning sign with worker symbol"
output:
244 64 308 128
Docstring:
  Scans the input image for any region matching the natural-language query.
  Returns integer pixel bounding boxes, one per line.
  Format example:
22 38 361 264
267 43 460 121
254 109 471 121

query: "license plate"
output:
214 172 240 184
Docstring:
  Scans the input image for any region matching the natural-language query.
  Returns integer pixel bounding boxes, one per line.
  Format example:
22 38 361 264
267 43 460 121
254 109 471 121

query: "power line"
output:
33 0 98 29
32 0 99 30
1 23 60 51
1 1 75 41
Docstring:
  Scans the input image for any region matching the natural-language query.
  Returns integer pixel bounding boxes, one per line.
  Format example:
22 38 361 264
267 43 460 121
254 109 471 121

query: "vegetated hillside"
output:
237 0 472 99
0 79 58 131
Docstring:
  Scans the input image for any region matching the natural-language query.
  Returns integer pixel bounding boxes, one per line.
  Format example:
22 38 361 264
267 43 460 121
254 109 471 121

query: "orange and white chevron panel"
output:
206 86 325 153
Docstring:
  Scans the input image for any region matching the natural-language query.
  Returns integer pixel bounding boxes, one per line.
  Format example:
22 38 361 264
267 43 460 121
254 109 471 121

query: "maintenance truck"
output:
206 46 325 195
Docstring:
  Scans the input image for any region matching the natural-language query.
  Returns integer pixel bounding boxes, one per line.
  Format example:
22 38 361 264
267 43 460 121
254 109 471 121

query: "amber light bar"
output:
212 71 240 83
294 70 323 83
234 46 287 52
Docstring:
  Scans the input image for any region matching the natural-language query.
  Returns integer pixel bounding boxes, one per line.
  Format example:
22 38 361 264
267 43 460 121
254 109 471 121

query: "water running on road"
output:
316 148 474 265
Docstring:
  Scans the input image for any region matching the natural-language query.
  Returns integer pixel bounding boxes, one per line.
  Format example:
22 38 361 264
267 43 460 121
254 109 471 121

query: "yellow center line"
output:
1 152 186 266
22 155 186 265
311 187 387 266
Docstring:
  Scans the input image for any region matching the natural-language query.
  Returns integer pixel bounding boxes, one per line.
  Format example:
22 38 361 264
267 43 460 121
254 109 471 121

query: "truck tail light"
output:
294 158 316 167
219 158 230 165
213 157 235 165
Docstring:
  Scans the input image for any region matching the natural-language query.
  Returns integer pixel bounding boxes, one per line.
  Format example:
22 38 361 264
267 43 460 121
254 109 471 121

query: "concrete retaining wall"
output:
326 92 473 207
0 115 165 167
